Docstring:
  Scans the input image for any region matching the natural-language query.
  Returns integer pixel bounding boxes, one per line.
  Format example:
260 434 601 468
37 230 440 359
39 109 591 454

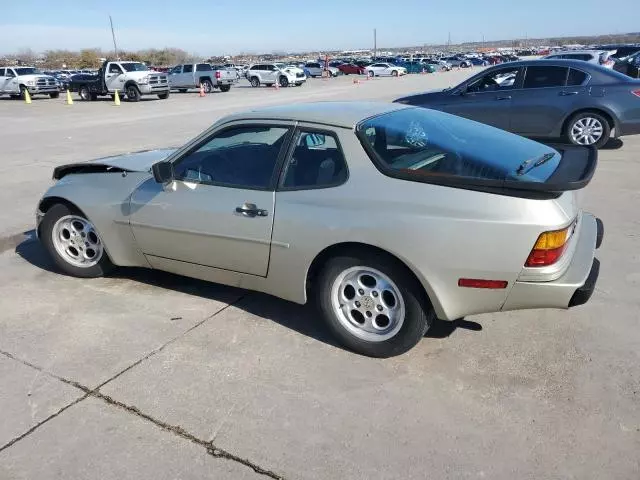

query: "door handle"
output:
235 203 268 217
559 91 579 96
496 95 511 100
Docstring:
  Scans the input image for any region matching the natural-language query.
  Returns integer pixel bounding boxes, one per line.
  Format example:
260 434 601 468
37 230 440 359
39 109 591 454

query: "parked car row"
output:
396 59 640 148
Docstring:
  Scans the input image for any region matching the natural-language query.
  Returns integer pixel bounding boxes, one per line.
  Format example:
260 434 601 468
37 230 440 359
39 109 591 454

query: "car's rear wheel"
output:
78 86 91 101
220 85 231 92
40 204 114 278
316 250 433 357
201 80 212 93
49 92 60 98
566 112 610 148
157 91 170 99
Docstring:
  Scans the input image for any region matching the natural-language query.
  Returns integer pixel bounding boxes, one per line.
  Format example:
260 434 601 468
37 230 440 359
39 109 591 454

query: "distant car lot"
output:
1 68 639 480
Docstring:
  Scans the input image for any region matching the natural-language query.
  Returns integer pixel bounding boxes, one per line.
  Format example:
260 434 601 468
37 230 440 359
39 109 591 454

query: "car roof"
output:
222 101 409 128
547 49 609 55
491 59 602 69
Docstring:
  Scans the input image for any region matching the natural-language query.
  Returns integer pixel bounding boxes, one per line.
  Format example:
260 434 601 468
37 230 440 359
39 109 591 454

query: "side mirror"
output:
152 161 174 183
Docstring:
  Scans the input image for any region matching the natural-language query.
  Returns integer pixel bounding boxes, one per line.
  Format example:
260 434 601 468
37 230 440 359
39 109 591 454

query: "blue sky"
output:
2 0 638 55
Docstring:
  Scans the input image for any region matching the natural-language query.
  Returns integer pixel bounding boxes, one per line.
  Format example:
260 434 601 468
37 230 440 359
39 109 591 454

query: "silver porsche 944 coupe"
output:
36 102 603 357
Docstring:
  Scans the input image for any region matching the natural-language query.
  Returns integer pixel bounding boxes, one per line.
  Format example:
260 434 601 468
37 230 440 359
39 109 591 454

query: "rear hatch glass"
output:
356 107 595 197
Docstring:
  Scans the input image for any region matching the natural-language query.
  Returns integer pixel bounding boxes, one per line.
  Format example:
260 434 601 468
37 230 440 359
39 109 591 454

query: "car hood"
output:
53 148 177 180
20 74 55 81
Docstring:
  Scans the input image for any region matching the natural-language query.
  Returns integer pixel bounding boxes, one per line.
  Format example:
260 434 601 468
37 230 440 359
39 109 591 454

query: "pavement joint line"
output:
0 348 283 478
93 292 249 391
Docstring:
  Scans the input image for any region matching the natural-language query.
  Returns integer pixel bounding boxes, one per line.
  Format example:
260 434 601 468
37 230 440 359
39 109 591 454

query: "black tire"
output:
316 249 433 358
178 89 187 93
565 111 611 149
49 92 60 99
201 80 212 93
79 86 91 101
391 70 398 77
368 70 374 77
90 93 98 101
250 77 260 88
40 203 115 279
19 85 28 100
125 84 141 102
220 84 231 92
10 94 20 99
279 76 289 87
158 91 170 99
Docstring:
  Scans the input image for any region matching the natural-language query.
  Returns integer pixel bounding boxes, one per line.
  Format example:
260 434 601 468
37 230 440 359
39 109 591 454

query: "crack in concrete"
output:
94 294 247 391
0 295 283 478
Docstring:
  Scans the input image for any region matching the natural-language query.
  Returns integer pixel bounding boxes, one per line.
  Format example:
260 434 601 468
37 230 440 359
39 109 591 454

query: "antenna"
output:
109 15 119 60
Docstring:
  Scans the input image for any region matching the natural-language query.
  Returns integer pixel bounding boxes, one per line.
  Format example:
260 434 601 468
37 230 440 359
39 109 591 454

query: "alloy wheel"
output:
570 117 604 145
51 215 104 268
330 266 405 342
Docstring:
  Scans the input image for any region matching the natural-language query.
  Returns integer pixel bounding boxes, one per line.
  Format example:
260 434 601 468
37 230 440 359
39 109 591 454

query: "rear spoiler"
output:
369 144 597 200
504 144 597 194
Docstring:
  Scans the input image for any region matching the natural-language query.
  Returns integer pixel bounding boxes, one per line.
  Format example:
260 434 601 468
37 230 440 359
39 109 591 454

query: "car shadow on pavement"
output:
425 318 482 338
601 138 624 150
14 236 342 349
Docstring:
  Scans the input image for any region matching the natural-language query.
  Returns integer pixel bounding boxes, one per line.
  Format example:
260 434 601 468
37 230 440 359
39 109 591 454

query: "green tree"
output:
78 49 102 69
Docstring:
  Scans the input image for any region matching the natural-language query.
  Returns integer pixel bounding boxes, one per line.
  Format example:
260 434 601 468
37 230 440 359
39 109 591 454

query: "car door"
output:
168 65 183 87
129 122 293 277
437 66 523 131
0 69 6 93
179 64 194 87
4 68 19 93
509 65 588 136
104 63 124 91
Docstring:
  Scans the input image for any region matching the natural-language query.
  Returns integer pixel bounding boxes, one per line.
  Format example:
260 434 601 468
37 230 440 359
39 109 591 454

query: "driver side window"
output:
108 64 123 74
467 68 520 92
173 125 291 189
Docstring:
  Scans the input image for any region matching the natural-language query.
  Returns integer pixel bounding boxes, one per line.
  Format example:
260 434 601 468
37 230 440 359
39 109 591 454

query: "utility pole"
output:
109 15 118 60
447 32 451 52
373 28 377 60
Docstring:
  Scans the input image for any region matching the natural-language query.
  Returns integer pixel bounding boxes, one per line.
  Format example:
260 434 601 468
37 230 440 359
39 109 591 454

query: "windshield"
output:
120 62 148 72
357 108 560 184
14 67 42 75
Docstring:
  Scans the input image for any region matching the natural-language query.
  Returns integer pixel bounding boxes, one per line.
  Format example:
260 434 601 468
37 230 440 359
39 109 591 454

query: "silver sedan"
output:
35 102 603 357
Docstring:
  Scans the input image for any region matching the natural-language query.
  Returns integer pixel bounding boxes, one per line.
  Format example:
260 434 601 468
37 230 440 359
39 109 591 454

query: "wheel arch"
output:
36 196 116 264
561 107 617 137
123 80 139 90
305 241 444 318
37 196 88 237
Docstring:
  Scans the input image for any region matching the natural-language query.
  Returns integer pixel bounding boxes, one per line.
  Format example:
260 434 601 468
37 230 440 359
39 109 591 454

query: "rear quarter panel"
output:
269 126 575 320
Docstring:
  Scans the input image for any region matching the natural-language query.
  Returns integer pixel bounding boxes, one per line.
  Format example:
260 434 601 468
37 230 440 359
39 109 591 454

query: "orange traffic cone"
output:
199 84 205 97
273 81 280 91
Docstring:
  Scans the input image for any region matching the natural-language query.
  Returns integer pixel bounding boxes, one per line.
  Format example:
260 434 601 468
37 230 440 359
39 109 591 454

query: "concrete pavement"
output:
1 71 639 479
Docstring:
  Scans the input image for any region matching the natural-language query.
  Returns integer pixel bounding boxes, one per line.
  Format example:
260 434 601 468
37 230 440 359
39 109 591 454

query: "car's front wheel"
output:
566 111 611 148
40 204 114 278
316 250 433 357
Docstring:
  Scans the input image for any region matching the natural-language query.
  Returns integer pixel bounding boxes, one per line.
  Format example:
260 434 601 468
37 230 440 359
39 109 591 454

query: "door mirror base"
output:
152 161 174 184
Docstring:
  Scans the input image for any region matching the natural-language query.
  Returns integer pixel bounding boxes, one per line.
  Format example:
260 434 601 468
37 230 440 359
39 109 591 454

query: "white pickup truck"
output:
0 66 60 99
69 60 170 102
168 63 235 93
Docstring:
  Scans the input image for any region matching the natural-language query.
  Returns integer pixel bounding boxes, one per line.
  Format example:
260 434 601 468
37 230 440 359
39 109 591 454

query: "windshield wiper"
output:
515 152 556 176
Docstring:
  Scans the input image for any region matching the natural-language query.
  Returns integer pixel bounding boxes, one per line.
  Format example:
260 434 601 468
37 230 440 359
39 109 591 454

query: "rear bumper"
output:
617 120 640 137
501 213 602 312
